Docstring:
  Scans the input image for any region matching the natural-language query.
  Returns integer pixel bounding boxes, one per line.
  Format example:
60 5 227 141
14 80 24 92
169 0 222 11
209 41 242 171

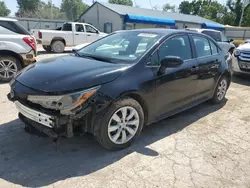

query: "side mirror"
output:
160 56 184 68
229 38 234 43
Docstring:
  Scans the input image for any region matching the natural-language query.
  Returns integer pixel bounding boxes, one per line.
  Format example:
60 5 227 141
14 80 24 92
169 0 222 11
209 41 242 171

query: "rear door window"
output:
202 30 221 42
0 21 30 35
209 40 218 55
192 35 212 57
62 23 72 31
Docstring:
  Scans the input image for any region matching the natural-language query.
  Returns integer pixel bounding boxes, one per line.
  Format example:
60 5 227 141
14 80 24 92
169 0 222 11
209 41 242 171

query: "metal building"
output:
78 2 224 33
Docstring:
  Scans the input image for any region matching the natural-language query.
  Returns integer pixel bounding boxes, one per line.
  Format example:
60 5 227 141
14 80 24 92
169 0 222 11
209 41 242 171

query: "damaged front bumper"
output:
7 83 110 139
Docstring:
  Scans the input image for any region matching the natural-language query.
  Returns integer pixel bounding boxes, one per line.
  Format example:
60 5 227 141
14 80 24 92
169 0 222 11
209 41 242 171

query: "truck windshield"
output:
78 31 162 63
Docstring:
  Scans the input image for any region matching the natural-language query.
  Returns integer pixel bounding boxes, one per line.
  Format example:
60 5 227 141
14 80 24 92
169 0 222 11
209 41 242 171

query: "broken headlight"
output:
27 86 100 115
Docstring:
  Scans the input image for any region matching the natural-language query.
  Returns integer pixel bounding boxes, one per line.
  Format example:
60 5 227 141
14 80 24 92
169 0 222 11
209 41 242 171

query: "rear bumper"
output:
20 50 36 66
232 57 250 75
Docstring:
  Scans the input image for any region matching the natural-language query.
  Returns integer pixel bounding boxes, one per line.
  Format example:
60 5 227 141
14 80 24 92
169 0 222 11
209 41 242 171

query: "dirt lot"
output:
0 50 250 188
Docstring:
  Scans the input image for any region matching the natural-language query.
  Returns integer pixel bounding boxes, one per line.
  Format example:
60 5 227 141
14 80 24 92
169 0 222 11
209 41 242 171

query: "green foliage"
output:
61 0 89 21
16 0 41 17
108 0 133 7
163 3 176 12
0 1 10 16
178 0 250 26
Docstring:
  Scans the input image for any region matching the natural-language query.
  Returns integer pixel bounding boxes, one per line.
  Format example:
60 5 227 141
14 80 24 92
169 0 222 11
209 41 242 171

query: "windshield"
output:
78 31 163 63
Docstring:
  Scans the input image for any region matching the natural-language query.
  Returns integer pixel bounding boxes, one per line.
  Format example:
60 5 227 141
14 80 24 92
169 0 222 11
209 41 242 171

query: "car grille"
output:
238 52 250 71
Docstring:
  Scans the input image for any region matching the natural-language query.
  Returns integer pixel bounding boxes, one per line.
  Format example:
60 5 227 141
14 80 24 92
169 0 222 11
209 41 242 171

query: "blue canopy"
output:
125 14 175 26
202 23 224 30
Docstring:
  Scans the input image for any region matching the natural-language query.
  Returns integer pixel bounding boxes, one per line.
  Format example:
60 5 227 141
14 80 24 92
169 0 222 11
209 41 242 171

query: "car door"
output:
74 24 87 45
191 35 221 101
84 25 100 43
151 34 200 119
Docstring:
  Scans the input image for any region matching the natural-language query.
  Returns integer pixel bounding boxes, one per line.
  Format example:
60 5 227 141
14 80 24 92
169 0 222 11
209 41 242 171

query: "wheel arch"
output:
122 92 149 125
51 37 66 46
0 50 24 67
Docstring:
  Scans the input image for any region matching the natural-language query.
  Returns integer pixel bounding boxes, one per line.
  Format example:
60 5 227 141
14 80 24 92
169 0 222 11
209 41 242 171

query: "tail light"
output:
23 36 36 51
38 31 42 39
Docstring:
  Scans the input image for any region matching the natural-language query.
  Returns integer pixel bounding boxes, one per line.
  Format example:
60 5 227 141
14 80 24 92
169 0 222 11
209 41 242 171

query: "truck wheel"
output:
42 45 52 52
51 41 65 53
95 97 144 150
0 56 21 82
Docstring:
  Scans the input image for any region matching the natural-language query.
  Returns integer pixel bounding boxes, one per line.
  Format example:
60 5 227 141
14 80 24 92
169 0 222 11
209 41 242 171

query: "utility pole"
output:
239 0 249 26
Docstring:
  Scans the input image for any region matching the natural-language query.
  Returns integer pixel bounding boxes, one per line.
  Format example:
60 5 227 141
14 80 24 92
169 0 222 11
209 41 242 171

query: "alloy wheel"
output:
0 60 18 79
217 79 227 101
108 106 140 145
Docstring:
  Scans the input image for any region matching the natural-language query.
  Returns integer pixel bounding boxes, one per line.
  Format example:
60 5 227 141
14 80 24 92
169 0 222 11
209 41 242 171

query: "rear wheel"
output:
42 45 52 52
96 98 144 150
211 76 229 104
0 56 21 82
51 41 65 53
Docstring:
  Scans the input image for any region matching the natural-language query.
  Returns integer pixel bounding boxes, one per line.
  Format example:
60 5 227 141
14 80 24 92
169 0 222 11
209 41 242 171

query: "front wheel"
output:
96 98 144 150
0 56 21 82
211 76 229 104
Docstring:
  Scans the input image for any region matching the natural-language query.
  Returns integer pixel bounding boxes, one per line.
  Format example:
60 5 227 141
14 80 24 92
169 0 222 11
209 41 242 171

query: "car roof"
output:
186 28 221 33
0 17 18 22
115 28 199 35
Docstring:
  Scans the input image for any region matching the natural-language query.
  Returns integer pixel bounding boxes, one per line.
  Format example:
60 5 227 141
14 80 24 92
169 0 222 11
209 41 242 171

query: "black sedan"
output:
8 29 231 150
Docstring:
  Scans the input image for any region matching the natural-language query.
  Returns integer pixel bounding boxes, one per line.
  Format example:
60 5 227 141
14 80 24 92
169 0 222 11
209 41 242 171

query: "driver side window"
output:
85 25 98 33
159 35 192 62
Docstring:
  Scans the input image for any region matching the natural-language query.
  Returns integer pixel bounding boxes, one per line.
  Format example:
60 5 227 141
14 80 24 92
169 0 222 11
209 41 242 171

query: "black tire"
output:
210 76 229 104
42 45 52 52
0 56 22 82
95 97 144 150
51 40 65 53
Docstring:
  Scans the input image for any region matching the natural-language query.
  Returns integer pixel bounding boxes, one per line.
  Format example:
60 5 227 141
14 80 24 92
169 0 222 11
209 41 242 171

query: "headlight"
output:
27 86 100 115
234 49 241 56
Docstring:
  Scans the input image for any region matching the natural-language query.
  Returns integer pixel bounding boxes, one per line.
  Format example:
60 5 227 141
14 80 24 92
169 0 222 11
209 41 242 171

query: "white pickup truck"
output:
32 22 107 53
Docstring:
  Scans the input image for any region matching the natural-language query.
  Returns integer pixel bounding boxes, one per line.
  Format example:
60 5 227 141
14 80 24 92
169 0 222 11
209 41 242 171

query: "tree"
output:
0 1 10 16
179 1 192 14
16 0 41 17
61 0 89 21
39 1 65 20
163 3 176 12
226 0 243 26
108 0 133 6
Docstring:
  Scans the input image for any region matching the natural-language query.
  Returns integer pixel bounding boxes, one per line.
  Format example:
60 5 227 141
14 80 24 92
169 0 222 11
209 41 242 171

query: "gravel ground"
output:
0 50 250 188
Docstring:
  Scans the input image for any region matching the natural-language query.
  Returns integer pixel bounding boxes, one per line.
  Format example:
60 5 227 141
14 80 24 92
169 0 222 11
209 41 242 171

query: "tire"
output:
210 76 229 104
0 56 22 82
42 45 52 52
51 40 65 53
95 97 144 150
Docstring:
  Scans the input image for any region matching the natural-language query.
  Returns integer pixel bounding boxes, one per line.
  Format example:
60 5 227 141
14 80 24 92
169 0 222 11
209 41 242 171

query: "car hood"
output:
15 55 129 93
237 43 250 51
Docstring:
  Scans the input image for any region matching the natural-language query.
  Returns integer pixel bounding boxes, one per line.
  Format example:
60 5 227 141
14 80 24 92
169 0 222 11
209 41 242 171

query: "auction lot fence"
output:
9 17 68 31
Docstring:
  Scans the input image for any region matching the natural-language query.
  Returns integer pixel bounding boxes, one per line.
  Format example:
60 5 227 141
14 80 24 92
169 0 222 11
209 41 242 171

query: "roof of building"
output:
97 2 220 25
0 17 17 22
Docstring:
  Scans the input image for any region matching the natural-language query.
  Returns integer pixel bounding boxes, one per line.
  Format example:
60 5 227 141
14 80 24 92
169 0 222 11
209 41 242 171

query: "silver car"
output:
187 28 235 54
232 41 250 75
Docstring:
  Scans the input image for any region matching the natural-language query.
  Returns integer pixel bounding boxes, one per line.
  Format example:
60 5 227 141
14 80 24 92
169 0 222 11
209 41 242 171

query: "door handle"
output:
75 34 79 35
87 34 91 36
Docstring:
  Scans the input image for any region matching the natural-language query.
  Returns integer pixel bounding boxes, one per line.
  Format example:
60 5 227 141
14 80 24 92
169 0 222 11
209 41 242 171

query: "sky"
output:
5 0 226 16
